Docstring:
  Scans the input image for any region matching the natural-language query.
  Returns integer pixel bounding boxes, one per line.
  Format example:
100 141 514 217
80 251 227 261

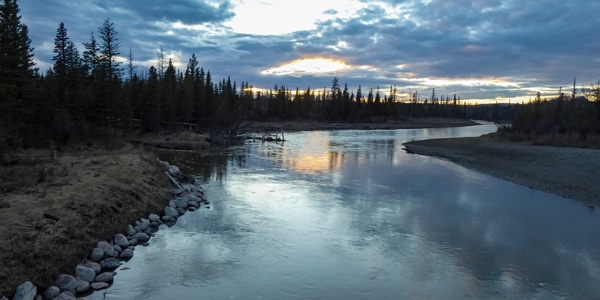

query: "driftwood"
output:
164 171 183 190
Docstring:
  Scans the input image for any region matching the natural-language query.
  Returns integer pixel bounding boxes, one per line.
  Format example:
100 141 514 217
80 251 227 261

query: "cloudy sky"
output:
18 0 600 102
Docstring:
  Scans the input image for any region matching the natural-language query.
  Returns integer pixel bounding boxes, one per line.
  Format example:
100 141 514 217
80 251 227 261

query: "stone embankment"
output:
3 160 209 300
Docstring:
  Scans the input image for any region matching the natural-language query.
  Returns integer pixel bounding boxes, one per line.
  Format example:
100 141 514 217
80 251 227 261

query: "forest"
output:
1 0 599 150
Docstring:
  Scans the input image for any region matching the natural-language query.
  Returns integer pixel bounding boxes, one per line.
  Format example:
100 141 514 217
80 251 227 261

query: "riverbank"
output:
403 136 600 204
0 145 173 297
237 118 477 132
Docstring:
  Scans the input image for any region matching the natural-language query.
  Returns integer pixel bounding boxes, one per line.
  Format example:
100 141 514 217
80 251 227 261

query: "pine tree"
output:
0 0 36 130
52 22 83 110
98 18 120 80
82 32 100 79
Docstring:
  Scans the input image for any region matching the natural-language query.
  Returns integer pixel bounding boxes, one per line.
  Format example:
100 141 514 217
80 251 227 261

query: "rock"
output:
43 286 60 299
143 226 153 235
103 257 121 269
120 248 134 259
168 200 177 208
148 213 160 222
176 208 186 215
132 232 150 242
170 188 185 196
82 261 101 274
75 265 96 282
94 272 114 283
150 221 161 228
162 215 174 222
203 200 210 205
54 274 78 293
188 206 197 212
128 238 138 246
88 248 103 262
188 201 200 208
126 224 136 236
174 197 188 208
134 218 150 231
164 206 179 217
205 205 211 209
12 281 36 300
75 280 89 293
90 282 110 290
55 291 76 300
113 244 123 253
186 194 202 203
0 297 7 300
113 233 130 247
97 241 116 258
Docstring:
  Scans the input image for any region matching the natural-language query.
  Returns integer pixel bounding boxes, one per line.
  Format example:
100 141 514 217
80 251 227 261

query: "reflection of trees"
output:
158 147 248 182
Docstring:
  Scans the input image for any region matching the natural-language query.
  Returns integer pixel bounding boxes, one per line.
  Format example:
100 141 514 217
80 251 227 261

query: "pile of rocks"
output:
5 160 209 300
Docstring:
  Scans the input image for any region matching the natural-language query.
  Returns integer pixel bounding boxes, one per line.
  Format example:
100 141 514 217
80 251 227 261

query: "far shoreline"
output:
235 118 478 133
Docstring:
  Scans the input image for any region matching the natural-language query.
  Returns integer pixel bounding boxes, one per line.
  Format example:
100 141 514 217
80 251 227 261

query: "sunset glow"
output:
262 58 349 76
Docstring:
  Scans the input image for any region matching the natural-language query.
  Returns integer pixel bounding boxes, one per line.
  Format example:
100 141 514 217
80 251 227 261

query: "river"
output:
94 125 600 299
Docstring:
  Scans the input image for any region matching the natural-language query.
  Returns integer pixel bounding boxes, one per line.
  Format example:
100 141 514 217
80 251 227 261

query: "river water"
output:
95 125 600 300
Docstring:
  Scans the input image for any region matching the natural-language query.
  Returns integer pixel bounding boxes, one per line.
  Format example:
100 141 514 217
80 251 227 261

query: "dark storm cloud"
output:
16 0 600 101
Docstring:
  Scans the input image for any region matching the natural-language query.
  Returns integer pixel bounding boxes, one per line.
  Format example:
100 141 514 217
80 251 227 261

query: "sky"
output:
17 0 600 103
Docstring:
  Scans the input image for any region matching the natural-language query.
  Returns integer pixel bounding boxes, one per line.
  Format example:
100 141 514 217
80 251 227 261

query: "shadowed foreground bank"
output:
0 146 172 297
403 136 600 204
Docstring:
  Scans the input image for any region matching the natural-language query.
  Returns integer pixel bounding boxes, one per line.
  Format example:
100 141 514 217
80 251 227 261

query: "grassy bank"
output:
0 145 172 297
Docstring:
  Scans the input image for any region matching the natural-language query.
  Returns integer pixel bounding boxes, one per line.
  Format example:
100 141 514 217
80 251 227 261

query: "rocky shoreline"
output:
2 160 209 300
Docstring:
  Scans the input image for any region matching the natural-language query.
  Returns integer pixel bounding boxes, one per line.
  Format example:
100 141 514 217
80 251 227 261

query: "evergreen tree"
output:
98 18 120 80
52 22 83 110
82 32 100 78
0 0 36 132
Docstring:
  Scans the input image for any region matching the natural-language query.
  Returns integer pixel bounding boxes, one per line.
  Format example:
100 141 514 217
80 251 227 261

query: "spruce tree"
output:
0 0 36 131
98 18 120 80
52 22 82 110
82 32 100 79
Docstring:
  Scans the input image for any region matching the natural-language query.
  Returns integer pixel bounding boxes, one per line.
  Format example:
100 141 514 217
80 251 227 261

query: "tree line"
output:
0 0 471 148
498 80 600 148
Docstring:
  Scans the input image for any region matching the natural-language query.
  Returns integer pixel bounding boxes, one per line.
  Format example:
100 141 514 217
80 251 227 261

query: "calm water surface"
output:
95 125 600 299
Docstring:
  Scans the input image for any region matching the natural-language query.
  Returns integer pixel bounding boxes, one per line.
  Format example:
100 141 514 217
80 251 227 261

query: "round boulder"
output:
126 224 136 236
103 257 121 269
88 248 103 262
54 274 77 293
94 272 114 283
75 280 90 293
120 248 134 259
148 213 160 222
13 281 36 300
44 286 61 299
82 261 101 274
164 206 179 218
132 232 150 242
113 233 130 247
55 291 76 300
174 197 188 208
90 282 110 290
75 265 96 283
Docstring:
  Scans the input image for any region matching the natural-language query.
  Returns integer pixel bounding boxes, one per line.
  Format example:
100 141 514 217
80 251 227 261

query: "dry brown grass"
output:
0 146 173 297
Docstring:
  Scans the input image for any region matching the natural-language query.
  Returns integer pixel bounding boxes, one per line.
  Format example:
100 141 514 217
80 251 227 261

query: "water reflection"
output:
101 125 600 299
